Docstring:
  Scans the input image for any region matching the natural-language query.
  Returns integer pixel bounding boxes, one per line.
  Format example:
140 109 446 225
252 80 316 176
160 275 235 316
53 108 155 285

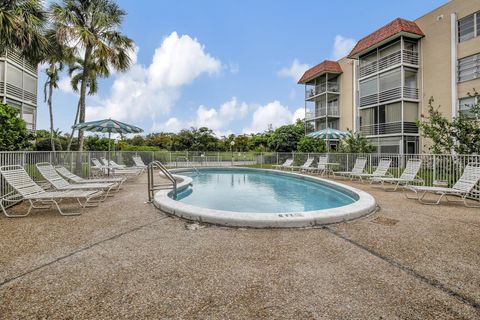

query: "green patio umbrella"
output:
73 118 143 156
307 128 349 151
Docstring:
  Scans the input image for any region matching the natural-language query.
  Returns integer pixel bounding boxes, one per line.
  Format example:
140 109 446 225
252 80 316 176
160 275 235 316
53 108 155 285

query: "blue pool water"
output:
174 169 356 213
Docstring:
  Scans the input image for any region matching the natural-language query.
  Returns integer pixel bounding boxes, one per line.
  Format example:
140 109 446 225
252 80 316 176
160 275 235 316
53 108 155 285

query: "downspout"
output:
450 12 457 119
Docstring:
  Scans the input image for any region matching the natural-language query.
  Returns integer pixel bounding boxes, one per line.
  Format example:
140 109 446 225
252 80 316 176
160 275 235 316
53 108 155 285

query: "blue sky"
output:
36 0 447 136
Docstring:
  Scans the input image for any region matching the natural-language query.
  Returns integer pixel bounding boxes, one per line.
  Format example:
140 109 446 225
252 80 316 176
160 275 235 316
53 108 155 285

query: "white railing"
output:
305 82 340 99
360 86 419 107
360 121 418 136
359 50 419 78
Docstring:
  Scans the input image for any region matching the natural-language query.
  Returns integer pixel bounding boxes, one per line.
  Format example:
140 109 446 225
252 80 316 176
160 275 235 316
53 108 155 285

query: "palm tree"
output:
0 0 48 63
50 0 134 151
43 63 62 151
43 30 73 152
66 56 107 151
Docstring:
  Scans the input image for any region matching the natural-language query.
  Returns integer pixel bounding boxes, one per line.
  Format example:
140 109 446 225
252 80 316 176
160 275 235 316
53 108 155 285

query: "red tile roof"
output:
348 18 424 58
297 60 342 84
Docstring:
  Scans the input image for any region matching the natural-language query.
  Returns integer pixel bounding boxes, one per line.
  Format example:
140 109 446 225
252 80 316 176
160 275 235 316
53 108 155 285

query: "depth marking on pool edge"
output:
0 216 170 289
325 226 480 311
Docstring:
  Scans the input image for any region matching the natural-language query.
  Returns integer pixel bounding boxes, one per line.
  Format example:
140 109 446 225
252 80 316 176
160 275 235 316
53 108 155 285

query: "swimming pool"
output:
175 169 356 212
153 167 376 228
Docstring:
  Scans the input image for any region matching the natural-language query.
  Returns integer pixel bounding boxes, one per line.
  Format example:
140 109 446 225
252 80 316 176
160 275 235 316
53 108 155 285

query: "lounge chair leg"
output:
53 200 81 216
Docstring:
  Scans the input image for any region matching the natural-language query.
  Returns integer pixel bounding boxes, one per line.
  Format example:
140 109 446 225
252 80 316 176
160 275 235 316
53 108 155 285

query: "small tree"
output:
337 131 375 153
0 102 32 151
267 120 305 152
297 137 326 153
418 93 480 154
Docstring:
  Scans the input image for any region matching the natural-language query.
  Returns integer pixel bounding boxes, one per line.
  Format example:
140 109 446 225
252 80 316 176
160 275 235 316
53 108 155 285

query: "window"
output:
458 53 480 82
0 61 4 82
404 102 419 122
7 64 22 88
379 69 401 92
458 12 480 43
360 108 375 127
359 78 377 97
24 73 36 94
459 96 477 118
22 106 35 131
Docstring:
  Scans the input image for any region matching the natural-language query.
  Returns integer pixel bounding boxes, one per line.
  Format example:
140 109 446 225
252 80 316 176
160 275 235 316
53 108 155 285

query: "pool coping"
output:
154 167 377 228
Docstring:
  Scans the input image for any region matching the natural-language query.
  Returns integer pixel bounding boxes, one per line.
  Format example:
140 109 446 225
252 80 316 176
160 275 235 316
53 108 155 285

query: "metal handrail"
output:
175 156 201 175
147 160 177 202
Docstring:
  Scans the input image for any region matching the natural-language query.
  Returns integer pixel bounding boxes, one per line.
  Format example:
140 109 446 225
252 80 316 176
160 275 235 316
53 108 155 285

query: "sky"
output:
36 0 448 137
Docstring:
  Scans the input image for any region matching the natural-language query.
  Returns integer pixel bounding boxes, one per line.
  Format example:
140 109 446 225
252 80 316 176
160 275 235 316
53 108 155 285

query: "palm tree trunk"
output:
77 45 92 152
66 100 80 151
48 82 55 152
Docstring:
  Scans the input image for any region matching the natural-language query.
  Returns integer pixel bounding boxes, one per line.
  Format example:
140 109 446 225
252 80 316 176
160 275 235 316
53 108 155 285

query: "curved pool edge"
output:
154 167 377 228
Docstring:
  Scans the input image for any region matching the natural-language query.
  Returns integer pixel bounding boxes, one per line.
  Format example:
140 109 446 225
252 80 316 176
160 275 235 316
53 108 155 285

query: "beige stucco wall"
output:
337 57 355 131
415 0 480 152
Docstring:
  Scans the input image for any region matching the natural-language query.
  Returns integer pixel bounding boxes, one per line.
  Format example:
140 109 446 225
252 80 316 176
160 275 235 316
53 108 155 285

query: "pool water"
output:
174 169 356 213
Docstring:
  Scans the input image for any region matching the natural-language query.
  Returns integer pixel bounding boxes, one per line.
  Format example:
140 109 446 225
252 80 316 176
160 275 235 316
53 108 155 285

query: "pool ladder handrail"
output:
175 156 201 176
147 160 177 202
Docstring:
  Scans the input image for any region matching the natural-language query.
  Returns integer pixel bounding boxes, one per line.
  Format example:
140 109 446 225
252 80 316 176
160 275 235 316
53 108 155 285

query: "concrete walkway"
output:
0 174 479 319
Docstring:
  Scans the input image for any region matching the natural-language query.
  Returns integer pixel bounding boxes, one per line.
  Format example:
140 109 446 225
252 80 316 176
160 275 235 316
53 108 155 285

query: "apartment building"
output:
298 0 480 153
0 50 38 131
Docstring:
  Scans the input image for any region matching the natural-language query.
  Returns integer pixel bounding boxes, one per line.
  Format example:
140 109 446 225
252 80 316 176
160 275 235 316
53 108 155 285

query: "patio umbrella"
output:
307 128 349 151
72 118 143 158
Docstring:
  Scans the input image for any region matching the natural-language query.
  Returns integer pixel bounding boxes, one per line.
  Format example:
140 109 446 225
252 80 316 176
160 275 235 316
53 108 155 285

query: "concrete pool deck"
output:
0 173 479 319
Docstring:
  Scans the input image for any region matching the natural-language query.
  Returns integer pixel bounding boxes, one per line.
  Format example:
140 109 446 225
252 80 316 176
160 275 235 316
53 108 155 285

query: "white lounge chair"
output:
373 158 423 191
351 158 392 183
91 158 141 178
273 158 293 170
102 157 144 173
36 163 116 200
132 155 147 167
303 155 328 175
55 166 126 190
333 157 367 179
288 157 314 171
0 165 103 217
406 163 480 207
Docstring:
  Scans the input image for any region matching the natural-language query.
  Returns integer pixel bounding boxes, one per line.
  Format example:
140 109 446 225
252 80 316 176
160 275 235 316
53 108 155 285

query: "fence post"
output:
433 154 436 184
276 153 279 165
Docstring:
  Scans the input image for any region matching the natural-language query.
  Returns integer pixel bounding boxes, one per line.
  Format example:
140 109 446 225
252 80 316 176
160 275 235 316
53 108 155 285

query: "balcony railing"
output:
4 83 37 104
305 103 340 120
360 121 418 136
359 50 418 78
360 86 419 107
305 82 339 99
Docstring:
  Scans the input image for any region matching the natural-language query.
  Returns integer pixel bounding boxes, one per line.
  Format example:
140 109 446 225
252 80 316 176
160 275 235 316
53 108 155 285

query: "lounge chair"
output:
36 163 116 200
273 158 293 170
333 157 367 179
91 158 141 178
351 158 392 183
132 155 147 168
288 157 314 171
372 158 423 191
55 166 126 190
406 163 480 207
303 155 328 175
0 165 103 217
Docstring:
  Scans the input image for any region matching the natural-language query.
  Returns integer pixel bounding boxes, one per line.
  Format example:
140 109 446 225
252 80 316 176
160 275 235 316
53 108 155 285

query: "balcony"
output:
2 82 37 105
360 86 419 107
360 121 418 136
305 103 340 120
305 82 339 100
359 50 418 78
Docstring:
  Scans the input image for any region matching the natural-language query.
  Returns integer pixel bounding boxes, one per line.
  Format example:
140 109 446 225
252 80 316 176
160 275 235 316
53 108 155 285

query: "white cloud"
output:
85 32 221 122
152 117 183 132
292 108 305 122
152 97 248 135
277 59 309 82
243 101 298 133
57 75 77 95
190 97 248 130
332 35 356 60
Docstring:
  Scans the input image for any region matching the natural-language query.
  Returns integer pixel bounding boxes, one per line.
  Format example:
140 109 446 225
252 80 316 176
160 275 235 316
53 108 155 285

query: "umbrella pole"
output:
108 132 111 176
